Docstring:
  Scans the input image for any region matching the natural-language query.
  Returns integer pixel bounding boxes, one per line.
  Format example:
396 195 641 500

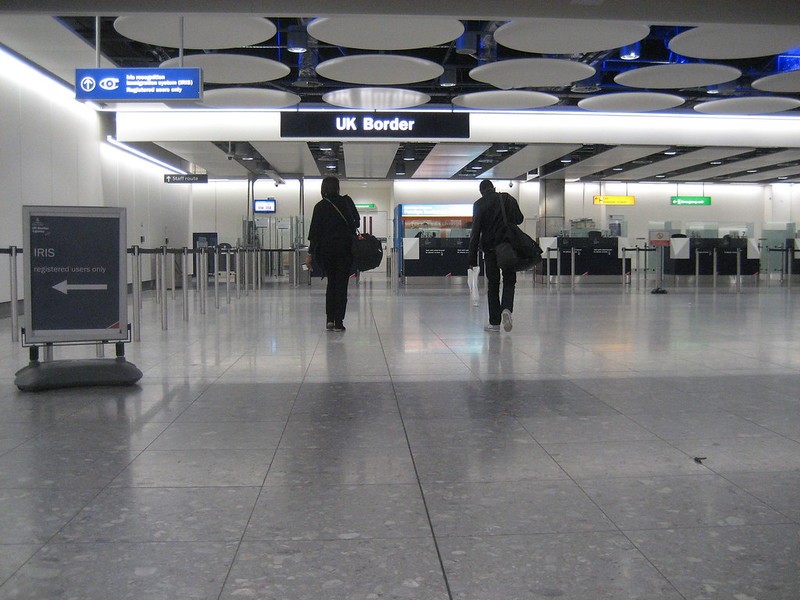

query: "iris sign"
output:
75 68 202 101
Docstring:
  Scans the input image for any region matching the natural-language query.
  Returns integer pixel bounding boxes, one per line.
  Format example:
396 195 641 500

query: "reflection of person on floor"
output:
468 179 523 333
305 176 360 332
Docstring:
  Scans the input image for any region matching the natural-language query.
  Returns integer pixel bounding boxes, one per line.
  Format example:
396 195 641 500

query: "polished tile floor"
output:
1 274 799 599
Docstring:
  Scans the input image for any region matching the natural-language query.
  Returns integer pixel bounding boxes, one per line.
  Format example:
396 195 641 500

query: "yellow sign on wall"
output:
594 195 635 205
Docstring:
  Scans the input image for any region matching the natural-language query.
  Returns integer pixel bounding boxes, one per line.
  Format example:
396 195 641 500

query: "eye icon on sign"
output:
80 76 96 92
99 77 119 91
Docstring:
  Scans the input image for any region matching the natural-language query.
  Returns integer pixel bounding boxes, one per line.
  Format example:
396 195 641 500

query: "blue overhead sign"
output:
75 68 202 101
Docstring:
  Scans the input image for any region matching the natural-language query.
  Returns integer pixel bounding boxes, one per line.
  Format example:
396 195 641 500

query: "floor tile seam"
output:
712 470 800 524
211 351 310 600
380 331 454 600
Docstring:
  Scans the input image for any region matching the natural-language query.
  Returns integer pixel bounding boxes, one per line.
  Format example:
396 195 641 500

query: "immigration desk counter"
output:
540 233 629 282
393 204 472 279
664 235 760 278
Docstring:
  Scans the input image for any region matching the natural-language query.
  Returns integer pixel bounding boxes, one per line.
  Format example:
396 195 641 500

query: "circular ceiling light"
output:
322 87 430 109
668 25 800 59
494 18 649 54
316 55 443 85
615 63 741 89
307 16 463 50
114 15 276 49
470 58 595 90
578 92 685 112
752 70 800 93
693 96 800 115
452 90 559 109
161 54 289 84
200 88 300 108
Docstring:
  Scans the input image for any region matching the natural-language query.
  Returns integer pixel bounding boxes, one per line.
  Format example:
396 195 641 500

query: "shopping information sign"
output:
23 206 128 343
75 68 202 101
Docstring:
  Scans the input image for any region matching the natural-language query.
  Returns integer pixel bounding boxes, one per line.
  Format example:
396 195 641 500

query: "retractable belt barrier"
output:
2 245 303 342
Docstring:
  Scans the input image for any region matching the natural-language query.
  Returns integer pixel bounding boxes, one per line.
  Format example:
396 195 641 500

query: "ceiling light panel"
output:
607 147 755 180
494 18 650 54
343 142 400 178
694 97 800 115
307 16 463 50
113 15 276 49
470 58 595 90
200 88 300 109
322 87 430 109
482 144 582 179
413 144 492 178
452 90 559 110
160 54 289 84
668 24 800 59
316 55 443 85
672 150 800 181
578 92 685 113
615 63 741 89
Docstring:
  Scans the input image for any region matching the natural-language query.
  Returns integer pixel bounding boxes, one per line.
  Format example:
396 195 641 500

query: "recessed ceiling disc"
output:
669 25 800 59
200 88 300 108
495 18 649 54
322 87 430 109
615 64 741 89
470 59 595 90
308 16 463 50
752 70 800 93
161 54 289 84
452 90 559 109
114 15 276 49
316 55 443 85
693 96 800 115
578 92 685 112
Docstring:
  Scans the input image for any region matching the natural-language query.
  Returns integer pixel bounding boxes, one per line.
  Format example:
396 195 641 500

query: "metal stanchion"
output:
243 249 250 296
199 249 207 315
236 249 242 299
556 248 562 290
160 246 168 330
225 247 232 304
214 248 220 309
570 247 576 291
182 248 189 322
9 246 19 342
132 246 141 342
712 248 718 289
736 247 742 292
169 250 176 300
154 250 162 305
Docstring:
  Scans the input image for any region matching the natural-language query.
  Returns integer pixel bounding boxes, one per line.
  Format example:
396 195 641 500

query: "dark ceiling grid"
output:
56 16 800 184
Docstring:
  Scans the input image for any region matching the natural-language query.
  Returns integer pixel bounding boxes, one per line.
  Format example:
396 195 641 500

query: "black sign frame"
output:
281 112 470 139
22 206 128 344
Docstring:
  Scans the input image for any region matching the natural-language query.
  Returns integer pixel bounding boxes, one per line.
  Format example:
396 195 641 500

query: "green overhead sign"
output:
671 196 711 206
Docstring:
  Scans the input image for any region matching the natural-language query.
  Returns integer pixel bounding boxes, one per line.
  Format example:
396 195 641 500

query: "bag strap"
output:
497 192 510 229
325 197 357 235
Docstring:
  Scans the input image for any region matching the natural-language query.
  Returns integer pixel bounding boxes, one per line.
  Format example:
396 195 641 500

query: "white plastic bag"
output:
467 267 480 306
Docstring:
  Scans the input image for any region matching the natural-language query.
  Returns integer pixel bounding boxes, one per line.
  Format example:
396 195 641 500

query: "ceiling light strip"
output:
106 136 188 174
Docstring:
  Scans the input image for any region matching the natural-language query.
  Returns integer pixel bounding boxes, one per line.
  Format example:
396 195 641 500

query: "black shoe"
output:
333 322 346 332
326 321 334 331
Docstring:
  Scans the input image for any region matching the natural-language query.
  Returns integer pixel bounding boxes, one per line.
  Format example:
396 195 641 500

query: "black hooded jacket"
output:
307 193 360 258
468 190 524 266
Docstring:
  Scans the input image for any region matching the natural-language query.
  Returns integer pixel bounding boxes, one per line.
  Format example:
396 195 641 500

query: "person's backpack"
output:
494 193 542 271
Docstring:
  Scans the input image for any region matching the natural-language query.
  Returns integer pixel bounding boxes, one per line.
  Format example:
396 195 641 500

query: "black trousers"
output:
483 249 516 326
320 239 352 324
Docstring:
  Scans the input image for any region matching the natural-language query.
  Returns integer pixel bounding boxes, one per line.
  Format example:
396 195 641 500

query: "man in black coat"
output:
468 180 524 332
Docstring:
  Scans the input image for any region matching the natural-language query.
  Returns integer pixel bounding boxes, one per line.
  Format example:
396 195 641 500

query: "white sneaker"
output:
484 323 500 332
501 309 513 332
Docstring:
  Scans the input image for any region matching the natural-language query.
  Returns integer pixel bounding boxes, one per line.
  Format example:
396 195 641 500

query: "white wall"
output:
0 48 191 303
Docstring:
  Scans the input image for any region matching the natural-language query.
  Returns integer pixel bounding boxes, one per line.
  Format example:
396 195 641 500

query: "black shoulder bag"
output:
494 193 543 271
326 197 383 272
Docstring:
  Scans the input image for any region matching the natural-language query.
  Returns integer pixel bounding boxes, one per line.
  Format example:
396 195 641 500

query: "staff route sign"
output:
23 206 128 344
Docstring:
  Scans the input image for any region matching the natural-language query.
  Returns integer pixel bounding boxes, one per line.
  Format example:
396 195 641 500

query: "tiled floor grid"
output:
0 275 799 599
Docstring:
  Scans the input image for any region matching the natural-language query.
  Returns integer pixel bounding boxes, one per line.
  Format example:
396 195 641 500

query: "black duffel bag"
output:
352 232 383 272
495 193 543 271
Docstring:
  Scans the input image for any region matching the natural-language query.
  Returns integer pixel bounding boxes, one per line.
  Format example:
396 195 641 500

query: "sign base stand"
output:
14 358 142 392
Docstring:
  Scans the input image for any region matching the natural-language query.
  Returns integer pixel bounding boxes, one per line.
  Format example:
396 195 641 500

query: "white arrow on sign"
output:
52 280 108 295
